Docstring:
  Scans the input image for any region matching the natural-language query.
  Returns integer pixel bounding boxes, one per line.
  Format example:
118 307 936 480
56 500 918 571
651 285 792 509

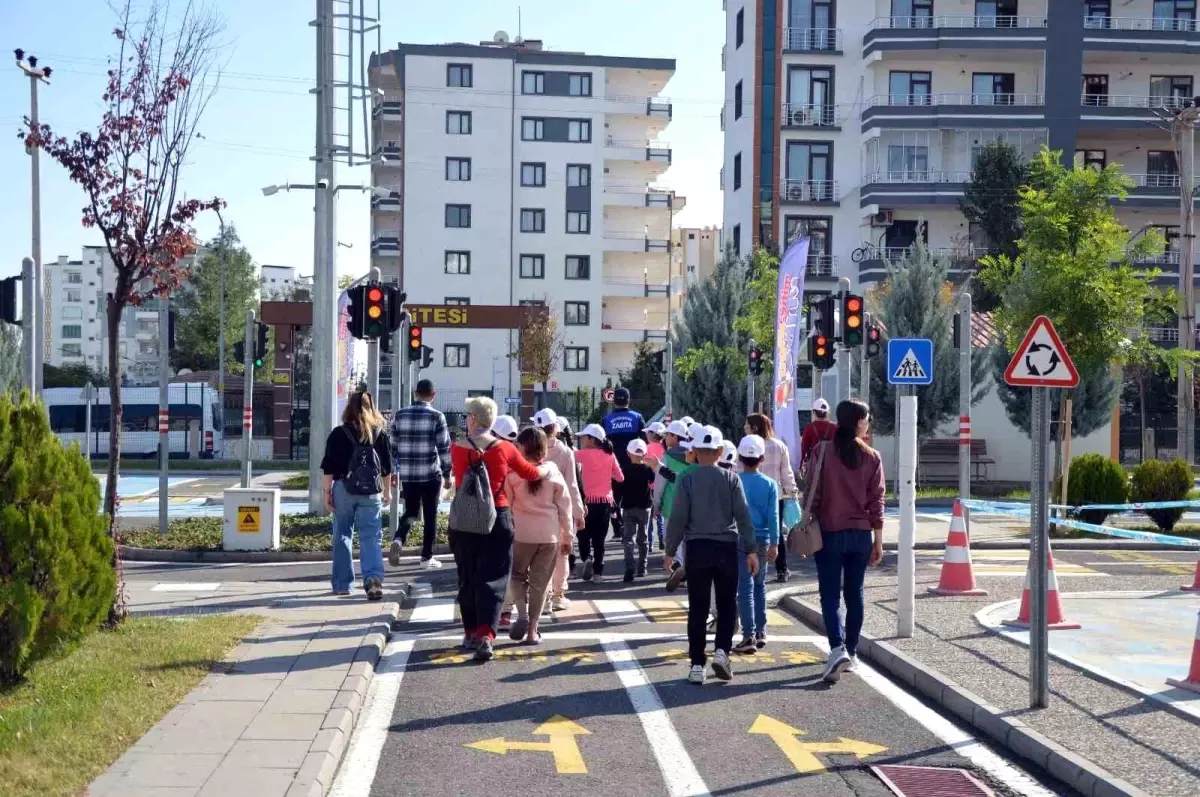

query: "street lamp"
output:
15 48 51 395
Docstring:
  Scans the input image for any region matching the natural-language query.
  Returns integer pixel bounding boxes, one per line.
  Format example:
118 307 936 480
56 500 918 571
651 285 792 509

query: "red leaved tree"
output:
22 1 224 620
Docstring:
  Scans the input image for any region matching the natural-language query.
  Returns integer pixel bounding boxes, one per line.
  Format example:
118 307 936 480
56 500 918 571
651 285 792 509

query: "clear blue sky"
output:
0 0 723 282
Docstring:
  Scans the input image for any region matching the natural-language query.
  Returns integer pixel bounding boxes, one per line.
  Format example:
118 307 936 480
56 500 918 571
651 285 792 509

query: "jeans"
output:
813 529 873 655
397 477 442 560
654 513 664 549
622 507 649 573
449 508 515 640
737 539 769 638
331 481 385 592
685 539 740 665
775 500 789 575
579 502 611 575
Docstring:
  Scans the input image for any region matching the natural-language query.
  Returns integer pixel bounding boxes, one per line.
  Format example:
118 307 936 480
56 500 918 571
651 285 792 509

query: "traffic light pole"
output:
158 293 170 535
837 277 851 406
242 309 255 488
388 314 407 544
860 335 869 403
958 291 973 504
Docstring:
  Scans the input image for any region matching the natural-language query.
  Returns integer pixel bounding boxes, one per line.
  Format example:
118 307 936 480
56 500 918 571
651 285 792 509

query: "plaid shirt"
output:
388 401 451 483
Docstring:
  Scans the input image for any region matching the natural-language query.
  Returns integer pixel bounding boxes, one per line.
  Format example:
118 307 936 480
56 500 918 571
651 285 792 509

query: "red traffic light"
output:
409 326 422 347
367 287 383 302
846 297 862 313
815 335 828 357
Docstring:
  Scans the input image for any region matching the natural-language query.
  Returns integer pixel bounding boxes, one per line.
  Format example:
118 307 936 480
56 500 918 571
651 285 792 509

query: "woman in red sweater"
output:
450 396 545 662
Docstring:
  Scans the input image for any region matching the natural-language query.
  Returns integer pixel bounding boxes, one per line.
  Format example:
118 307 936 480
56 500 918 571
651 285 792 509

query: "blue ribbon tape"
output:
959 499 1200 548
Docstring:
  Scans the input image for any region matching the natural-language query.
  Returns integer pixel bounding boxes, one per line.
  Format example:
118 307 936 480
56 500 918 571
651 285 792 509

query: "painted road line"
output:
601 636 711 797
638 598 689 624
414 632 827 644
593 599 646 624
151 582 221 592
1084 561 1196 574
328 637 415 797
408 597 456 623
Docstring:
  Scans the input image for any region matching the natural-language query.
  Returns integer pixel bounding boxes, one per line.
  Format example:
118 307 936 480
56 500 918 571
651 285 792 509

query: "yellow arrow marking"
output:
749 715 886 774
464 715 591 774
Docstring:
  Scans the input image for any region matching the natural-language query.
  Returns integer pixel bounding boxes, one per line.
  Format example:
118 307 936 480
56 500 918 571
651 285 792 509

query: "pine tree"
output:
619 342 665 418
0 324 20 394
989 342 1118 440
173 225 261 373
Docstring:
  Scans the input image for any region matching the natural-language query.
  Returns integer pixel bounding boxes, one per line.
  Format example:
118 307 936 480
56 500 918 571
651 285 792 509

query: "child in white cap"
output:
732 434 780 653
621 439 656 581
574 424 624 581
491 415 520 442
653 419 696 591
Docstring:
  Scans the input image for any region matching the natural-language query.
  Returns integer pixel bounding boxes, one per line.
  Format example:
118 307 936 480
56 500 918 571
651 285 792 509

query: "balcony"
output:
372 100 402 122
371 191 401 212
602 271 671 298
604 137 673 167
863 15 1048 56
370 235 400 256
1083 16 1200 56
373 142 401 165
1079 94 1195 130
779 179 839 206
781 103 843 129
862 93 1045 131
805 255 838 280
857 245 996 285
782 28 842 54
602 183 675 210
860 171 972 208
606 95 674 121
603 229 671 254
601 318 670 344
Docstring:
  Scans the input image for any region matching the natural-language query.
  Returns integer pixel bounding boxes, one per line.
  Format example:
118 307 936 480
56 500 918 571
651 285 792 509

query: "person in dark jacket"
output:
602 387 645 538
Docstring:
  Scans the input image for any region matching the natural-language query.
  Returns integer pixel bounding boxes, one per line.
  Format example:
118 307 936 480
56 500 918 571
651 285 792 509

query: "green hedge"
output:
1059 453 1128 526
1129 458 1192 532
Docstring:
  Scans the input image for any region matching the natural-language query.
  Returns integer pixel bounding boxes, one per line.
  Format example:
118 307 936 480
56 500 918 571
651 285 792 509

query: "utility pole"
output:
958 291 973 502
242 310 256 488
837 276 851 405
157 293 170 535
16 51 50 394
388 314 407 543
215 208 228 457
665 337 673 417
20 257 36 392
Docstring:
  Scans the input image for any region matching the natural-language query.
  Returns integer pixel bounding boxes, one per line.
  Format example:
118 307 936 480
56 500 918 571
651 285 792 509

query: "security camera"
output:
317 179 330 190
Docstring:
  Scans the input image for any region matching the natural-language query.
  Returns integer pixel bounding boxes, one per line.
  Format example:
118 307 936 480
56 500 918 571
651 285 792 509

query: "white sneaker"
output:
421 558 443 569
551 596 571 611
687 665 706 684
711 649 733 682
846 654 859 673
822 646 851 683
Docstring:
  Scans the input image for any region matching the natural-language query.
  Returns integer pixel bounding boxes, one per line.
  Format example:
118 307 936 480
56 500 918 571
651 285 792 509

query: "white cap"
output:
738 434 767 459
532 408 559 429
690 425 724 451
687 422 707 442
812 398 830 413
627 439 648 456
646 421 667 436
580 423 607 442
679 416 695 427
720 439 737 465
491 415 519 441
666 420 690 439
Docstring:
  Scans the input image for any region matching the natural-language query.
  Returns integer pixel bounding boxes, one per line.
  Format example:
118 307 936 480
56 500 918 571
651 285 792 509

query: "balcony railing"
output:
1129 172 1183 188
370 236 400 255
869 15 1046 29
1084 16 1200 32
806 256 837 279
371 191 401 211
864 170 972 184
858 245 996 263
1132 251 1182 267
374 143 401 163
780 179 838 202
782 27 843 52
867 92 1044 107
781 103 842 127
372 100 402 121
1081 94 1196 109
602 320 669 332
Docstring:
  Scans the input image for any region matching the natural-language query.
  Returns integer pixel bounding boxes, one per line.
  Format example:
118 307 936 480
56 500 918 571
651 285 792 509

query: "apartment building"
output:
368 33 680 404
722 0 1200 296
672 226 722 293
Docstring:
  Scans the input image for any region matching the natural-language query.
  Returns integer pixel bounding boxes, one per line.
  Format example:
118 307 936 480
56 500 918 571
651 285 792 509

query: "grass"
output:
885 487 1031 501
280 474 308 490
0 615 259 797
91 459 307 473
120 512 452 552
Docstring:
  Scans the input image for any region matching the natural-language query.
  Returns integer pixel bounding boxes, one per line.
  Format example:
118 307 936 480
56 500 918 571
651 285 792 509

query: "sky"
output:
0 0 724 282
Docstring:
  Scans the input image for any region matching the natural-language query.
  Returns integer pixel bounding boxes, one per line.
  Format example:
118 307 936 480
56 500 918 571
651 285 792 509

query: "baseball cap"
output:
679 416 695 427
646 421 666 436
627 439 648 457
687 422 707 442
690 425 725 451
613 386 631 404
812 398 830 413
580 423 607 442
720 439 737 465
491 415 519 441
532 408 559 429
666 420 690 438
738 434 767 459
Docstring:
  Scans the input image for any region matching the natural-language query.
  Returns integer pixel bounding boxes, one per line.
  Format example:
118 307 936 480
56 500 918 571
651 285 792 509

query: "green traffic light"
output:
254 358 264 368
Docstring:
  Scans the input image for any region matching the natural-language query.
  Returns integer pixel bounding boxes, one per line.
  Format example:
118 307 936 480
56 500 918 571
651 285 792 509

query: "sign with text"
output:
404 304 543 329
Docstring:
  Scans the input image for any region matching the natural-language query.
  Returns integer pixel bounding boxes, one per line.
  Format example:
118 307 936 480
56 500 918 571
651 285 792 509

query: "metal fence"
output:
389 386 605 439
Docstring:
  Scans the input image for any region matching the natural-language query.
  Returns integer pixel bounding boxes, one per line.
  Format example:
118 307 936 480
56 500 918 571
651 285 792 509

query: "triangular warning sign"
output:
243 513 256 525
892 349 927 381
1004 315 1079 388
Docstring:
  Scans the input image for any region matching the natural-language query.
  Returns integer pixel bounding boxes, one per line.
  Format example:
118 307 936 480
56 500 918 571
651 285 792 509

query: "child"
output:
732 435 780 654
622 439 656 581
652 420 696 591
664 425 759 685
718 440 737 470
644 422 667 550
534 408 584 611
492 415 520 442
503 427 572 644
574 424 624 581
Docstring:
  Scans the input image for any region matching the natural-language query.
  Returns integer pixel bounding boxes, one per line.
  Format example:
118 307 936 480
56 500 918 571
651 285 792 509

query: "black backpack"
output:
342 426 383 496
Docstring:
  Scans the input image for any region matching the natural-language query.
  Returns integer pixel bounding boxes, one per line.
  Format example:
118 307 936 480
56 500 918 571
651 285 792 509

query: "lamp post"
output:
15 49 51 395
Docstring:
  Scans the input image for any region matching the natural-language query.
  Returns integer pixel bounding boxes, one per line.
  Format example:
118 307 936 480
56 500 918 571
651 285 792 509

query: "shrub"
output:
1129 458 1192 532
1057 453 1128 526
0 391 116 684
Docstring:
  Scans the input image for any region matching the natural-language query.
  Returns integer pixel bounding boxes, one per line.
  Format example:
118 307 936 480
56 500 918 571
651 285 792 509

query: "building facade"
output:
368 34 680 407
672 226 722 293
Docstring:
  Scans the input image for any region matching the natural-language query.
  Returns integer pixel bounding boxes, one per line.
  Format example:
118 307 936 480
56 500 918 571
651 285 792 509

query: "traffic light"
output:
254 321 269 369
407 325 423 362
385 286 406 334
420 344 434 370
842 292 864 346
346 285 365 339
866 313 882 358
809 296 837 371
748 346 764 376
364 282 386 339
0 276 17 324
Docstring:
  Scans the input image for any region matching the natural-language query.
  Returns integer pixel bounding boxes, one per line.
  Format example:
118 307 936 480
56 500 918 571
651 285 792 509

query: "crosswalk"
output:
404 597 797 627
916 552 1103 577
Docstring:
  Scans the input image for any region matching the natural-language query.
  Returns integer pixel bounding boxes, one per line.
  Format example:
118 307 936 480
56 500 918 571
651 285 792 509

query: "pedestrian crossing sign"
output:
887 338 934 386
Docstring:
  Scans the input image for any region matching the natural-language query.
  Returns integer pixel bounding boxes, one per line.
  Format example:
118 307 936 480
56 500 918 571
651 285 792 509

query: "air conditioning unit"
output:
870 209 893 227
787 183 805 201
790 107 812 126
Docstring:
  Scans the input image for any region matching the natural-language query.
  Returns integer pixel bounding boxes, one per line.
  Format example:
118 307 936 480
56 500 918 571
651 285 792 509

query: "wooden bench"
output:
918 439 995 485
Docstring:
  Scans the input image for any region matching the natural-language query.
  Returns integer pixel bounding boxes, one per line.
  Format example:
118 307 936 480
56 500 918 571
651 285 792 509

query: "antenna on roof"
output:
518 6 522 41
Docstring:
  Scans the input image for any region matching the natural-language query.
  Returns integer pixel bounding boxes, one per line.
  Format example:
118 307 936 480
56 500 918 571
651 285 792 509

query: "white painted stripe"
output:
409 581 433 599
409 598 456 623
594 599 646 624
151 582 221 592
944 547 971 564
413 632 828 643
329 638 415 797
601 636 710 797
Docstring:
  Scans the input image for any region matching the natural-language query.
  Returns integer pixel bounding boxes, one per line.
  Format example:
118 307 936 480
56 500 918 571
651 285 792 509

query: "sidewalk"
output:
87 579 403 797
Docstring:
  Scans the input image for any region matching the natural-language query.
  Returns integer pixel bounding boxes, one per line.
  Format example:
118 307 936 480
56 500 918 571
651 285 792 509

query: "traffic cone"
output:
1181 560 1200 592
1003 541 1081 631
1166 610 1200 695
928 500 987 596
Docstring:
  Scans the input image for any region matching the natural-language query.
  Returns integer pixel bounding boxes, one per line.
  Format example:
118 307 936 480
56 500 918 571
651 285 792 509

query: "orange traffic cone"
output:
928 500 987 596
1003 541 1081 631
1167 610 1200 695
1182 561 1200 592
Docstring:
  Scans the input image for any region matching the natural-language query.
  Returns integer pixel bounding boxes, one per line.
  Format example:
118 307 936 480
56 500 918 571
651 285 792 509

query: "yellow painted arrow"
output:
465 715 591 774
749 715 886 774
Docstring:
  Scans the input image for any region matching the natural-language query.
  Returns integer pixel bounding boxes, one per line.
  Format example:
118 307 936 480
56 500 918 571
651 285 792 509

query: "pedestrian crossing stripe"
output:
405 598 796 626
892 349 927 381
915 553 1102 577
424 646 820 667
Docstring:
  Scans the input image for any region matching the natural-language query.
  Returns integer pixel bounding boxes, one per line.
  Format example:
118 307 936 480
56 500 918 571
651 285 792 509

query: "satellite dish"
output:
493 30 510 43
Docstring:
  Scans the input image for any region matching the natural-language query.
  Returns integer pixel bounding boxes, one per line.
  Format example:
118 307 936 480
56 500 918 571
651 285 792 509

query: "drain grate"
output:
872 765 996 797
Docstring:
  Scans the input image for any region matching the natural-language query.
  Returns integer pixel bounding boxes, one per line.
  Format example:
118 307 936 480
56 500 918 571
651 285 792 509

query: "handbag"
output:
448 437 498 535
788 441 828 558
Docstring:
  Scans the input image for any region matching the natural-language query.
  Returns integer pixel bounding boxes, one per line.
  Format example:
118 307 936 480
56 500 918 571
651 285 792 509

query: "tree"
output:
619 341 666 418
0 324 19 394
172 225 259 373
510 308 564 402
866 241 990 437
23 2 224 623
959 141 1028 311
43 362 109 389
734 248 782 359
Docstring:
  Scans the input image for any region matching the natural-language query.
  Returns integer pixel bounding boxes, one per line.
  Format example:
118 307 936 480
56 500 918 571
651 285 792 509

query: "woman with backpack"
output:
320 390 394 600
450 396 548 662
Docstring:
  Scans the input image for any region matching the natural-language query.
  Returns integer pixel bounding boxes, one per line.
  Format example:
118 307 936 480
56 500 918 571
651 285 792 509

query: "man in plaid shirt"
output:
388 378 452 569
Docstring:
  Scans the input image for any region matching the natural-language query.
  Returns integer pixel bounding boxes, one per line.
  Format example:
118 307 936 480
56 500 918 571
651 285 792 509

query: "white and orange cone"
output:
1003 541 1081 631
928 500 987 596
1167 610 1200 695
1181 560 1200 592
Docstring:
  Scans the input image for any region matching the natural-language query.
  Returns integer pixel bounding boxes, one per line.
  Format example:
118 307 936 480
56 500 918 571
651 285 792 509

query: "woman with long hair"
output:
804 399 885 684
320 390 394 600
743 413 800 582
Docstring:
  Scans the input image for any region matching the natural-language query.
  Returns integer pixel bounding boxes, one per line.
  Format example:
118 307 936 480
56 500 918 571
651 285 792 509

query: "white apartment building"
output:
368 34 681 406
672 226 722 293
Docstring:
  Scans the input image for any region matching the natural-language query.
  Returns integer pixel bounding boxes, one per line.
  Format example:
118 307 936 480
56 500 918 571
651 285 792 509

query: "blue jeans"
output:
812 529 873 655
332 481 385 592
738 539 769 637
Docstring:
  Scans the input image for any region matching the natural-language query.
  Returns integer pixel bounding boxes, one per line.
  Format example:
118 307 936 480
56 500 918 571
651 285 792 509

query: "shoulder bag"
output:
788 440 828 558
448 437 498 535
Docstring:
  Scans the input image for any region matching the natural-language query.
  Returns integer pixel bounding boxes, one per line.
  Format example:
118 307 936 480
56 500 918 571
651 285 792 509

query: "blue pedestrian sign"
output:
887 338 934 386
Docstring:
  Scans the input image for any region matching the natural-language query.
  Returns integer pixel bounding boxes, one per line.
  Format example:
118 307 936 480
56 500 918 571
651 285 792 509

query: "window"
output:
520 254 545 278
1074 149 1106 171
784 216 832 271
566 255 591 279
733 152 742 190
1151 75 1194 108
891 0 933 26
564 301 589 326
564 347 589 371
521 162 546 187
566 211 591 234
886 144 928 179
568 73 592 96
884 220 927 252
1082 74 1109 107
734 80 743 119
736 8 744 47
445 297 470 306
1154 0 1196 30
66 271 82 284
447 63 472 88
971 72 1015 105
445 204 472 228
568 119 591 142
61 343 83 357
446 157 471 181
61 324 82 339
445 251 471 274
65 289 81 303
61 306 82 320
889 71 932 105
445 344 470 368
786 67 834 124
522 71 545 95
566 164 591 187
1148 151 1181 186
521 208 546 233
1084 0 1111 27
786 141 834 199
522 117 545 141
446 111 472 134
732 224 742 256
976 0 1018 27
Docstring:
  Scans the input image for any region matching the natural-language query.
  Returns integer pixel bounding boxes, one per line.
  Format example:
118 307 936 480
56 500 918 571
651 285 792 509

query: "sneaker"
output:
474 638 494 662
733 636 757 655
711 650 733 681
332 588 351 596
687 664 706 685
581 558 595 582
775 569 791 583
551 596 571 611
822 646 851 683
846 653 859 673
707 616 717 633
365 578 383 601
421 557 442 570
388 540 402 567
665 565 686 592
460 633 477 651
623 569 635 583
499 611 512 630
636 564 646 578
755 633 767 650
509 616 529 642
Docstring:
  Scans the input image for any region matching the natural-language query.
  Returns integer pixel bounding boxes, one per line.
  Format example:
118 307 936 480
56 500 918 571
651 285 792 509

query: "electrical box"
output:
222 488 281 551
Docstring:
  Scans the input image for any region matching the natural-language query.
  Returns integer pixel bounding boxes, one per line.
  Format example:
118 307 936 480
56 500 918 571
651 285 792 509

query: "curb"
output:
118 543 455 564
779 595 1151 797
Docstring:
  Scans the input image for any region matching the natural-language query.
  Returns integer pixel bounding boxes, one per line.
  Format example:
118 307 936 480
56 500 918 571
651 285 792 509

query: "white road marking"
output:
601 636 711 797
413 632 827 643
408 598 456 623
150 582 221 592
594 599 646 624
329 637 415 797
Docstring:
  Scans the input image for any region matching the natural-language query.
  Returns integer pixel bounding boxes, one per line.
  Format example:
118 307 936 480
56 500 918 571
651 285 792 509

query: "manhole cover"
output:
872 765 995 797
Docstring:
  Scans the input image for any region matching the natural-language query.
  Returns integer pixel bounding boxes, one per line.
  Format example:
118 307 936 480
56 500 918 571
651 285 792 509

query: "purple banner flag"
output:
773 236 810 472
